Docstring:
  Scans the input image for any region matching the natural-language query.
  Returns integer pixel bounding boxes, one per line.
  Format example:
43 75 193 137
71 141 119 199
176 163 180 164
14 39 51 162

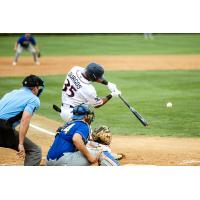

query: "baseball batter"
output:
13 33 40 66
58 62 121 122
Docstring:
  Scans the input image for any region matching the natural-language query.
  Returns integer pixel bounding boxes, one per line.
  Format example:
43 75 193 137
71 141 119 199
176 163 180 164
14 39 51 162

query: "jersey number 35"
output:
62 79 77 97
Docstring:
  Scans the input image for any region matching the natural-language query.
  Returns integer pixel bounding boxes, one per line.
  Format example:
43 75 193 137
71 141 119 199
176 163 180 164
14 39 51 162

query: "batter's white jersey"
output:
60 66 103 121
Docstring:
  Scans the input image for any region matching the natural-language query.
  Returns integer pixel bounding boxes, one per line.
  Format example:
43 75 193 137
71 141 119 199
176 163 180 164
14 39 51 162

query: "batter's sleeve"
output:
86 88 103 106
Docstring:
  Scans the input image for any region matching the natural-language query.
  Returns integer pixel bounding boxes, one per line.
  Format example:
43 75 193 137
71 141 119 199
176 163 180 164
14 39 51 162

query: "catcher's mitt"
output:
92 125 112 145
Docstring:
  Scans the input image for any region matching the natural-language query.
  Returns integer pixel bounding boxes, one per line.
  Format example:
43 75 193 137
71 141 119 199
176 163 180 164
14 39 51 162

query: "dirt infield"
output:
1 55 200 77
0 55 200 166
1 115 200 166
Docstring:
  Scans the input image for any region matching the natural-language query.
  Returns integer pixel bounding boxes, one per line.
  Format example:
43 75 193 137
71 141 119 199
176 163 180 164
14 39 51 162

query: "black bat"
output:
53 104 61 113
118 95 149 127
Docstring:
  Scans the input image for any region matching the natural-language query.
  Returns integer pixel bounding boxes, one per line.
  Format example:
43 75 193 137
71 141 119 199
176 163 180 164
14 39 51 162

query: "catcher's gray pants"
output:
46 149 117 166
14 44 38 63
46 149 97 166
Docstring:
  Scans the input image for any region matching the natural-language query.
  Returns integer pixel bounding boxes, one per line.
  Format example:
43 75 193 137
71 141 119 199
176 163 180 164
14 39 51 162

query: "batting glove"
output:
111 89 121 97
107 82 117 92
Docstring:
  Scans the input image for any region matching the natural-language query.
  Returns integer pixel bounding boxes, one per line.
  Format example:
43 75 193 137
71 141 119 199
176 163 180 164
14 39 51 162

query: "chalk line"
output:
30 123 55 136
179 160 200 165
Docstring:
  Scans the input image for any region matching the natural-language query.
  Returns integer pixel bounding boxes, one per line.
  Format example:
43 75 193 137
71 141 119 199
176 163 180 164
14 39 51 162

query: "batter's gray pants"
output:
14 44 38 63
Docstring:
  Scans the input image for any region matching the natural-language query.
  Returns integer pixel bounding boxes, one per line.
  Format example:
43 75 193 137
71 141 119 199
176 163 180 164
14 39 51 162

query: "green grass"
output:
1 70 200 137
1 34 200 56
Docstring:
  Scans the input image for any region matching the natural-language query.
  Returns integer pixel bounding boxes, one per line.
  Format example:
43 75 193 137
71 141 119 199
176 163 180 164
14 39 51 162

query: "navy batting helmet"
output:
85 62 105 82
72 104 95 123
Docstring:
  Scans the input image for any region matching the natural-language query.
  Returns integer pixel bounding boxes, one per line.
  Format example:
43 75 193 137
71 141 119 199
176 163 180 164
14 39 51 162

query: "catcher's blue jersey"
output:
47 120 90 160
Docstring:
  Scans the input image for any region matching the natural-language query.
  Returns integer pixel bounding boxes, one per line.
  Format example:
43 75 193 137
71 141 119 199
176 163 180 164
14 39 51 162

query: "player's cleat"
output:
35 61 40 65
111 153 126 160
12 61 17 66
116 153 126 160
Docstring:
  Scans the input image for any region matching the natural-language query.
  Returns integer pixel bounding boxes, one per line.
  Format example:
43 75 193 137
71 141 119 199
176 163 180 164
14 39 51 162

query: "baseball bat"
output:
118 95 149 127
53 104 61 113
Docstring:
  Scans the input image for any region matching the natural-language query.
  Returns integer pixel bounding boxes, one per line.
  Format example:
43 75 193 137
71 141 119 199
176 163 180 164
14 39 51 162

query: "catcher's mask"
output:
84 62 106 82
72 104 95 124
22 74 44 97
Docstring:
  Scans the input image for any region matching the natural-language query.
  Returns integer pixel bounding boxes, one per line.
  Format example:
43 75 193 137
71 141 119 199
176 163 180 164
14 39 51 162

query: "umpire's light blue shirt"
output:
0 87 40 126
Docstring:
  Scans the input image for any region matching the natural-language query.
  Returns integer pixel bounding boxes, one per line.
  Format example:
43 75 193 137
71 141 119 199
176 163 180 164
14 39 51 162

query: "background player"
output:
0 75 44 165
54 62 121 122
13 33 40 66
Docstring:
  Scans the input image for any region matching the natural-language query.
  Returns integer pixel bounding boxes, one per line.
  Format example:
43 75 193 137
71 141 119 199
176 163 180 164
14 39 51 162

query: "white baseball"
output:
166 102 172 108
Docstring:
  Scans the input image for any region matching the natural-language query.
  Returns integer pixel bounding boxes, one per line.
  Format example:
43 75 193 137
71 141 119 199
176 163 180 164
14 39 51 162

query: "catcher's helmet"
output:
22 74 44 97
72 104 95 123
85 62 105 82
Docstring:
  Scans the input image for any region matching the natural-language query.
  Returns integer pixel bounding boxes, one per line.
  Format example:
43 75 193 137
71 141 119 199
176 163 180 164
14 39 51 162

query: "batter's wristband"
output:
101 80 108 85
106 94 112 100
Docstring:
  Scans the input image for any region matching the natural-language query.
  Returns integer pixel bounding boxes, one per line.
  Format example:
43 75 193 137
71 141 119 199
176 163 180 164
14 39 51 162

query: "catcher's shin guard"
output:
99 151 120 166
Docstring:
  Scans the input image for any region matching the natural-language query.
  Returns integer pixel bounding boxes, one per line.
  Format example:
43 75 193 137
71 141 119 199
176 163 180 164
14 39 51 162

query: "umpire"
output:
0 75 44 166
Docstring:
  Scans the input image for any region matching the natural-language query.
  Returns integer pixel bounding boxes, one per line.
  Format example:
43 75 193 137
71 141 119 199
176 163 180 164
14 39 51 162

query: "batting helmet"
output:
85 62 105 82
72 104 95 123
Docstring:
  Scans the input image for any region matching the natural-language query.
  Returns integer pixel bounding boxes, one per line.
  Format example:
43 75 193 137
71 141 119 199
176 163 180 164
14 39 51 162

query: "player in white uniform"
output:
58 62 121 122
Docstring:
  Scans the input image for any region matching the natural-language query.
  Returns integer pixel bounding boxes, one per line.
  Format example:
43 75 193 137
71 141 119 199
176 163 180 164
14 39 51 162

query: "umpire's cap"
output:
22 74 44 87
72 104 94 121
85 62 105 82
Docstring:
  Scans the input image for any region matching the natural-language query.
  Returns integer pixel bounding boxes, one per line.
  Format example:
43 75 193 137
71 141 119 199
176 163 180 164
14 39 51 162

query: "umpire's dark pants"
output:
0 120 42 166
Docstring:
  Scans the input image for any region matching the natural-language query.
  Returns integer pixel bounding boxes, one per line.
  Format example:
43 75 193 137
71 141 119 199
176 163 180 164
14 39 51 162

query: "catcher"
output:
87 125 125 166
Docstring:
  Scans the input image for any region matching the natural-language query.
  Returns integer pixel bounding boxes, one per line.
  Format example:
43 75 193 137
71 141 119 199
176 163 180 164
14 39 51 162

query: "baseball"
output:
166 102 172 108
